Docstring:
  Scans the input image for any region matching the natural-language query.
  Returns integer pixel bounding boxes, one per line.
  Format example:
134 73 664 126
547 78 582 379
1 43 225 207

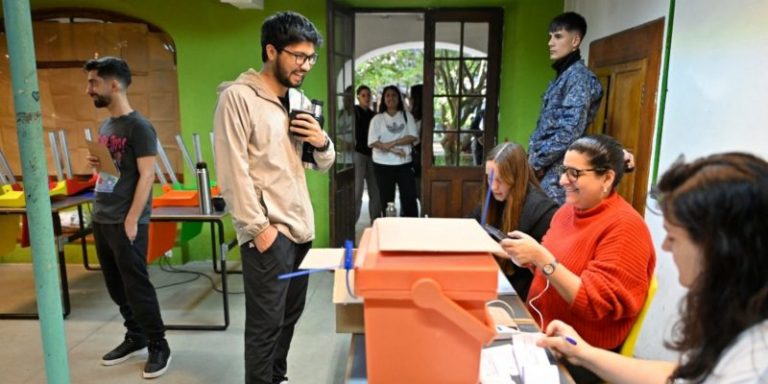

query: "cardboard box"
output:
333 268 364 334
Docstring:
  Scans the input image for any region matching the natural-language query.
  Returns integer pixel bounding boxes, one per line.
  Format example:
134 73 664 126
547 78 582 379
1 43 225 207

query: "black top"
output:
92 111 158 224
470 184 558 300
552 49 582 77
354 105 376 156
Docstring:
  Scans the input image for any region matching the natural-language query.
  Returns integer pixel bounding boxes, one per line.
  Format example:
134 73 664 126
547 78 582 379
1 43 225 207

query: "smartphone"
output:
482 223 509 242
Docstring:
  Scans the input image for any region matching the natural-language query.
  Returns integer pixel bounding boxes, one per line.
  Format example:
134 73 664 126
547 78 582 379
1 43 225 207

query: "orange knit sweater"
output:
527 192 656 349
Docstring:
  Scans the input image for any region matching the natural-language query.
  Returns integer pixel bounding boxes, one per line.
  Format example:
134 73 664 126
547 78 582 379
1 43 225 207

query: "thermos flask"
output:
196 161 212 215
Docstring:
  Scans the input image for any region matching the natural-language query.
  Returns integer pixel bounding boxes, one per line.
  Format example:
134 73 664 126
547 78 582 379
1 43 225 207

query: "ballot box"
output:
355 218 501 384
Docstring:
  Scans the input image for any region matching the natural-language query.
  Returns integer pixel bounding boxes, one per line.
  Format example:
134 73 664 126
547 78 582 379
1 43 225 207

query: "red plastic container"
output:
355 219 498 384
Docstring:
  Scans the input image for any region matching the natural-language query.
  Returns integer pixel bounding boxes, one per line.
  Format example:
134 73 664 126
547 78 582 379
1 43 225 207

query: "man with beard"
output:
212 11 334 384
84 56 170 379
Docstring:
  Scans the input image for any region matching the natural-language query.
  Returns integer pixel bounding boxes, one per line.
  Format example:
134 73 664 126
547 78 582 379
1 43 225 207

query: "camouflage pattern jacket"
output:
528 59 602 204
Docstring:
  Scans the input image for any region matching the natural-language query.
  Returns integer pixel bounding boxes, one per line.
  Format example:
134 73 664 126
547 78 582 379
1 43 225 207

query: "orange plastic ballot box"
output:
355 218 499 384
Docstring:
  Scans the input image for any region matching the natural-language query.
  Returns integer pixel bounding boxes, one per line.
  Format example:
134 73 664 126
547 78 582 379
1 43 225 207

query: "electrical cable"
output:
527 279 550 330
486 299 517 319
155 256 245 294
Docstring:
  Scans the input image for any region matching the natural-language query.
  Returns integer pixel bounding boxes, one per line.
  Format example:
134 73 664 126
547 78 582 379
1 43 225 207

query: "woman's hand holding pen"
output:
536 320 592 366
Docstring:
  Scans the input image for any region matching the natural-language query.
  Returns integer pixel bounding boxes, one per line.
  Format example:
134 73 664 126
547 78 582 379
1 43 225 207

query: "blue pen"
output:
277 268 327 280
344 240 354 270
564 336 578 346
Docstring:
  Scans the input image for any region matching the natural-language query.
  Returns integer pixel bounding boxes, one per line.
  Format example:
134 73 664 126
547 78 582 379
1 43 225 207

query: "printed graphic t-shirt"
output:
92 111 157 224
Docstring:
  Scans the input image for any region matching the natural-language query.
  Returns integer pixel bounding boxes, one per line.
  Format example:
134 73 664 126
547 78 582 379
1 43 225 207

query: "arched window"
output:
0 9 182 179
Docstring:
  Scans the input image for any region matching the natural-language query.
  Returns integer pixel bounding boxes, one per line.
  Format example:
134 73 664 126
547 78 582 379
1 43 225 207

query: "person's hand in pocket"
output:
255 225 279 253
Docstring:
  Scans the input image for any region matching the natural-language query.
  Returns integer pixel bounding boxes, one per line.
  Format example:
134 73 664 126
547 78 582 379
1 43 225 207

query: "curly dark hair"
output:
261 11 323 63
655 152 768 382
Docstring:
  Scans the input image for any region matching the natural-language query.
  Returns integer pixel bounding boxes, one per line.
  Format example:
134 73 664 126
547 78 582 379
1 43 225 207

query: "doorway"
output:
587 18 665 215
327 7 504 245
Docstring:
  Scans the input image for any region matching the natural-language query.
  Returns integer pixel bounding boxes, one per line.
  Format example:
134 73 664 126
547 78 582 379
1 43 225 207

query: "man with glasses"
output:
213 11 334 384
527 12 603 205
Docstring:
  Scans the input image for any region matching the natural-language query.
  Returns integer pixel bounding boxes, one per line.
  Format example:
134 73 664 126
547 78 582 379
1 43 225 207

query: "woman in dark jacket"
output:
471 142 558 299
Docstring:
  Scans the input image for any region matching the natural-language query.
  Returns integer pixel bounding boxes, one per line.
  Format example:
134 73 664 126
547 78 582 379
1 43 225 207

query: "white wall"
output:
567 0 676 361
568 0 768 363
565 0 669 60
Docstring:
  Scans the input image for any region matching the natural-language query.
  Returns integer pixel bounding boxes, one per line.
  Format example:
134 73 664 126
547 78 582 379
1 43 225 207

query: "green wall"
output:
2 0 562 262
9 0 332 260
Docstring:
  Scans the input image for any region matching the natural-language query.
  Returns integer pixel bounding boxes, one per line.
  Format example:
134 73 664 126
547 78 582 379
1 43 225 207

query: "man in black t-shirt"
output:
353 84 381 223
84 56 170 379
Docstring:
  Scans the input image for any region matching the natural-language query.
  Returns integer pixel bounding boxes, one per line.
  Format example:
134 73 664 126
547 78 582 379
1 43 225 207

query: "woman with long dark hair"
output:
368 85 419 217
537 152 768 383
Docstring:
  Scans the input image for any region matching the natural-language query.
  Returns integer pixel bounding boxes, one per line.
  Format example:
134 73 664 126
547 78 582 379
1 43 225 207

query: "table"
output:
0 194 94 319
150 206 236 331
344 294 575 383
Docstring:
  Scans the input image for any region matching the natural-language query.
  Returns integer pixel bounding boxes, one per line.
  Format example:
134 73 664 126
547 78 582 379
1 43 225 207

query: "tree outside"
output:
356 48 488 166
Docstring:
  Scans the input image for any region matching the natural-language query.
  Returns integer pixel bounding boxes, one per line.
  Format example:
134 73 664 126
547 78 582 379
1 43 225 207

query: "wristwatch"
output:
316 136 330 152
542 259 558 276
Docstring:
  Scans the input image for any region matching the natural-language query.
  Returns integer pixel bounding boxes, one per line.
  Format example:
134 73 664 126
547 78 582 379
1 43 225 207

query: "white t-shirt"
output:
367 110 418 165
681 319 768 383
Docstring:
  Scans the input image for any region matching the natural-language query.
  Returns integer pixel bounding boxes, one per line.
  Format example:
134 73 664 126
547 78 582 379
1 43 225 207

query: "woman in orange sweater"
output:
501 134 656 382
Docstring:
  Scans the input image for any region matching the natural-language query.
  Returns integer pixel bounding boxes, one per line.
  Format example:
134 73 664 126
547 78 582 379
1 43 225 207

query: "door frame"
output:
422 8 503 218
327 2 357 246
588 18 665 215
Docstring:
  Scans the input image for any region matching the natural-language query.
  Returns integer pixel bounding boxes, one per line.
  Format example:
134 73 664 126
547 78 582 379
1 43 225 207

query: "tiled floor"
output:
0 187 385 384
0 262 352 383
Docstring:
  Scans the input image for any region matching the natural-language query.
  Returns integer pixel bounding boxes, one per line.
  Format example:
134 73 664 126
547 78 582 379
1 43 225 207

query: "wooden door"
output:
328 5 356 246
422 9 503 218
588 18 664 215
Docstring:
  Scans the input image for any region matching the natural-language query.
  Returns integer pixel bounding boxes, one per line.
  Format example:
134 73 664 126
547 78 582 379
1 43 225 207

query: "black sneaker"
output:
143 339 171 379
101 337 148 366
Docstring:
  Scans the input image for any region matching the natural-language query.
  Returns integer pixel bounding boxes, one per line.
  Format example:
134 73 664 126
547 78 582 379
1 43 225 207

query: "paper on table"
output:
480 344 518 383
298 248 344 270
521 364 559 384
86 140 119 177
497 269 518 296
375 217 504 255
511 332 559 384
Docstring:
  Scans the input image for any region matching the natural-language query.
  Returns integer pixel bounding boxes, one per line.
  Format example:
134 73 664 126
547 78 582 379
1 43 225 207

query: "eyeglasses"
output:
280 48 319 66
556 164 605 181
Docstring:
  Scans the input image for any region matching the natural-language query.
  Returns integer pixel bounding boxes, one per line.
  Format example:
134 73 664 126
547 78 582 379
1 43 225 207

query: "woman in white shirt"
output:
537 152 768 383
368 85 419 217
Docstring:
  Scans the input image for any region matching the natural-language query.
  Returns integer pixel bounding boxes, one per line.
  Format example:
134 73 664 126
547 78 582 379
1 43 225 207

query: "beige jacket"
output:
213 69 335 245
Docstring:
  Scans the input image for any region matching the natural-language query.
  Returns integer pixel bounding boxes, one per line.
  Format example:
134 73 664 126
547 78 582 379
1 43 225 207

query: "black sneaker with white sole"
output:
143 339 171 379
101 337 148 366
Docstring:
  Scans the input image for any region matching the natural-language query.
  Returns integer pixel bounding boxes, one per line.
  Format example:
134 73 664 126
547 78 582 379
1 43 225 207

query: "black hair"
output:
409 84 423 121
83 56 132 88
261 11 323 63
378 85 407 123
655 152 768 382
568 134 627 188
549 11 587 38
356 85 371 95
